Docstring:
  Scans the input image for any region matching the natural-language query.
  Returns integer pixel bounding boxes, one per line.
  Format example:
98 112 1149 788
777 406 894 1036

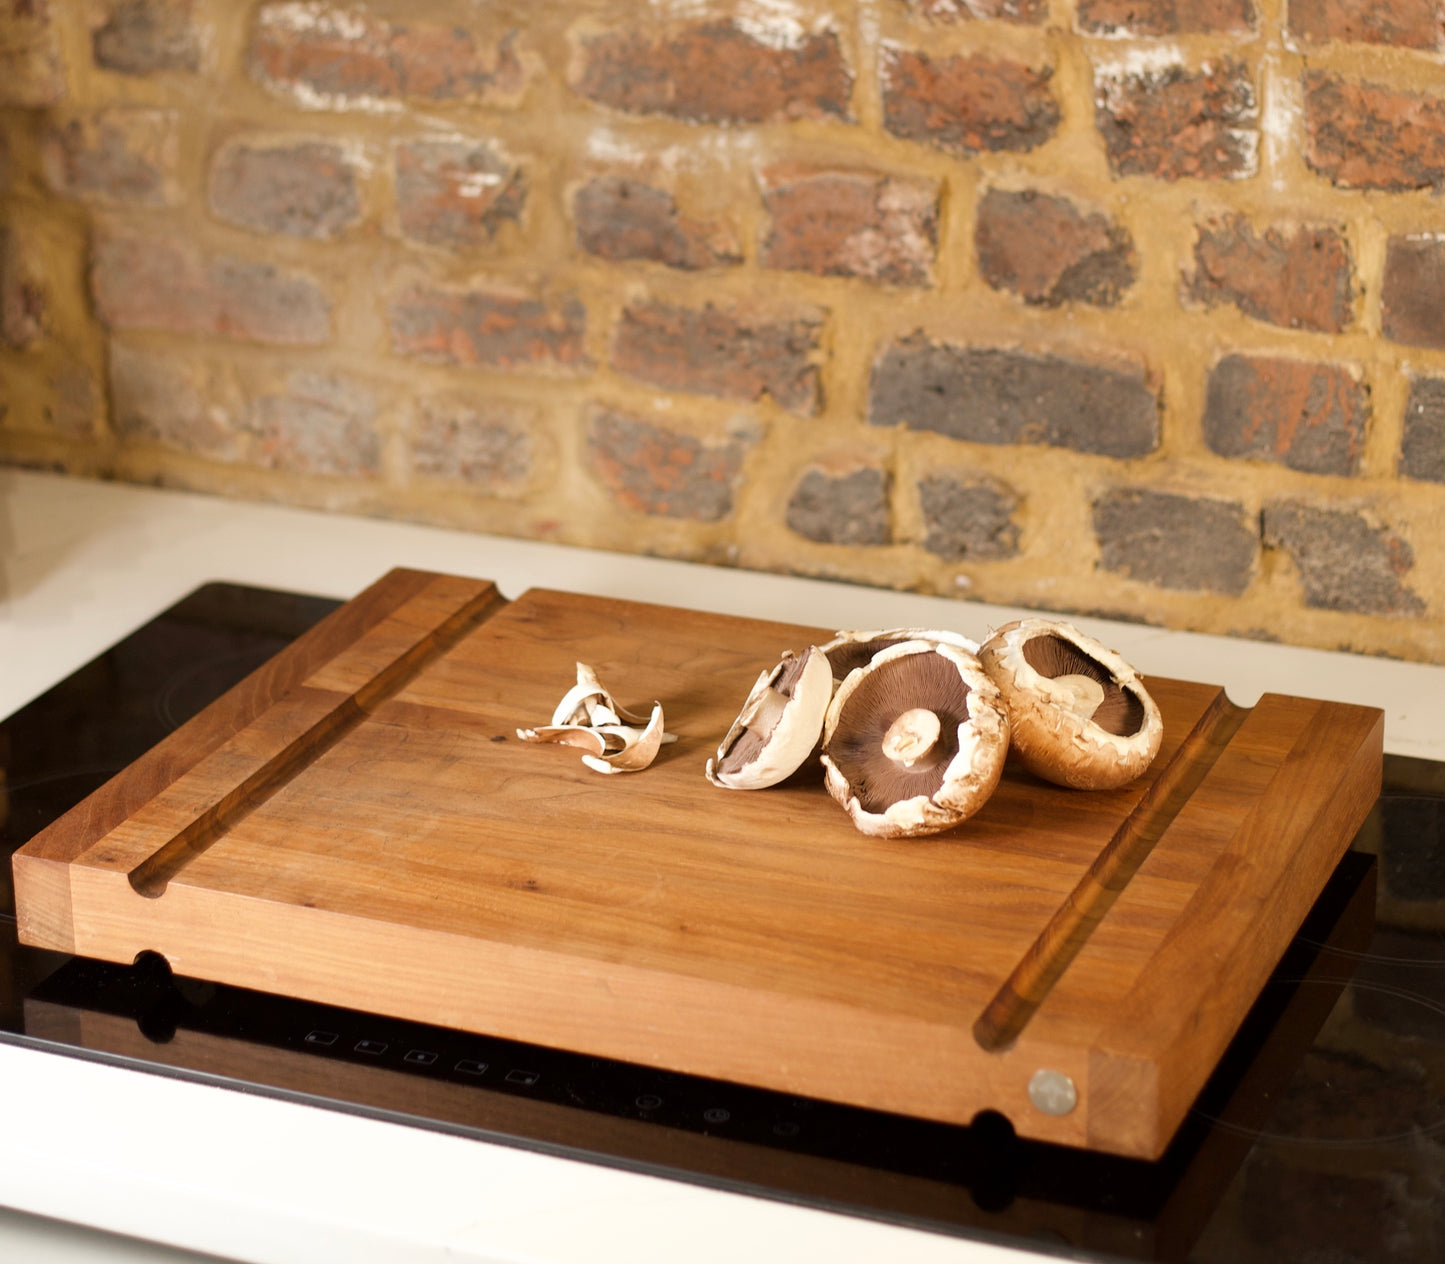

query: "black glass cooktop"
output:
3 583 1443 1262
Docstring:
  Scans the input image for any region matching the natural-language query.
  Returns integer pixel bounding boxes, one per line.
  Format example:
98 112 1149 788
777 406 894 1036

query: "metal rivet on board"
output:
1028 1069 1078 1116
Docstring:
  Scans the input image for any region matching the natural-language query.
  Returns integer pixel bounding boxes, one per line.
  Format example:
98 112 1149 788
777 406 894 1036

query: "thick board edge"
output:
12 568 490 870
53 865 1096 1147
12 855 75 954
1084 698 1384 1158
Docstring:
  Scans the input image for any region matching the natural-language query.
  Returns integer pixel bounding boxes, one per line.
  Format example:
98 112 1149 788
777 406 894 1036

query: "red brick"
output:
412 397 532 490
1263 501 1424 616
1093 489 1255 595
0 0 66 106
1289 0 1444 50
869 334 1159 458
240 370 379 476
92 0 201 74
787 464 891 546
1304 72 1445 191
882 49 1058 156
572 20 851 125
573 177 740 271
1 227 46 349
1077 0 1256 35
1402 376 1445 484
388 284 586 373
108 342 236 459
902 0 1046 21
588 409 748 521
1184 215 1354 333
1382 235 1445 350
209 140 361 239
612 300 823 416
975 188 1134 308
91 236 331 345
918 473 1020 561
40 109 176 206
1203 354 1367 476
1095 60 1257 181
760 167 938 287
250 2 529 109
394 139 525 250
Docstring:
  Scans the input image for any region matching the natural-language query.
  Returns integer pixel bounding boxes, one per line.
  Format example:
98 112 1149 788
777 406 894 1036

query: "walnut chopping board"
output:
11 568 1383 1158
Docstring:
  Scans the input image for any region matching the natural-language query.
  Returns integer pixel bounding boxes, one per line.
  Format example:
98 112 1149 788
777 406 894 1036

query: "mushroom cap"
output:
978 619 1163 791
706 646 833 790
820 627 980 684
821 640 1009 839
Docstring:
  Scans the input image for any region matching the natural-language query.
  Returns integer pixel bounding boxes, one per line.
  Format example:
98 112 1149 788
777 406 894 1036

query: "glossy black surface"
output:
2 584 1442 1261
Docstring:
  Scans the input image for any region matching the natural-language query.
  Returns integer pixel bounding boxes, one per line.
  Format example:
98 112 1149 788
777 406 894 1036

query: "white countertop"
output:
3 469 1442 1263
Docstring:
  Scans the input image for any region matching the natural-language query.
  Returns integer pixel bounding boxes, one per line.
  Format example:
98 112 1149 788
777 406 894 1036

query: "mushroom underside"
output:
1021 634 1145 737
827 651 971 814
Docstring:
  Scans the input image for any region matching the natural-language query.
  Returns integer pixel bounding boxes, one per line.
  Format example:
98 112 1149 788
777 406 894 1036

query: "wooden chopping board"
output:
12 568 1383 1158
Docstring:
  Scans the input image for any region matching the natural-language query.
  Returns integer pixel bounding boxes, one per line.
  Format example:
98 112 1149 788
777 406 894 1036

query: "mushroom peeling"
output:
517 662 676 775
821 640 1009 838
978 619 1162 790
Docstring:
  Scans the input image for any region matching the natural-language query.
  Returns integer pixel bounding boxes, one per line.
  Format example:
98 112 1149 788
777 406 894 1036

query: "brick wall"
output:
2 0 1443 662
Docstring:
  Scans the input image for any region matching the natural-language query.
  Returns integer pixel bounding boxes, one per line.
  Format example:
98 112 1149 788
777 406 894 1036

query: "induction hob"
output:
3 583 1442 1262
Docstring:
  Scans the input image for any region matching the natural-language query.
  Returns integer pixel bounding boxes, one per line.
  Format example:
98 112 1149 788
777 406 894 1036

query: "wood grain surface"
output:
11 570 1384 1157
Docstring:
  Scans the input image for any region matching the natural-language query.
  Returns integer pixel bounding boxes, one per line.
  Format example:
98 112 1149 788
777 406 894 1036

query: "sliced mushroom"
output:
518 662 674 775
820 627 980 685
706 646 833 789
821 640 1009 838
977 619 1162 790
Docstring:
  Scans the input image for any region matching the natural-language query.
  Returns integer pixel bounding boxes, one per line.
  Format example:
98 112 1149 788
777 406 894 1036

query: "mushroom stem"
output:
1050 673 1105 720
738 683 789 737
880 707 942 768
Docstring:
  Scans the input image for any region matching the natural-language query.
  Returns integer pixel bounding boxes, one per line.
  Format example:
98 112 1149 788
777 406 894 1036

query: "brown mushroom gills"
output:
713 651 811 778
1020 635 1146 737
825 636 909 681
827 653 971 814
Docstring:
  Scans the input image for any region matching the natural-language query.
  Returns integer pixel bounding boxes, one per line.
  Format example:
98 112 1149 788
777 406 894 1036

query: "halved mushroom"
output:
821 640 1009 838
820 627 980 685
977 619 1162 790
706 646 832 789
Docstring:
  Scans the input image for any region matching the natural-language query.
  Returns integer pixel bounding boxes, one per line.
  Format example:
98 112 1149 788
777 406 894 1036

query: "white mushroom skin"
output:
821 640 1009 839
705 647 833 790
978 619 1163 791
518 662 675 775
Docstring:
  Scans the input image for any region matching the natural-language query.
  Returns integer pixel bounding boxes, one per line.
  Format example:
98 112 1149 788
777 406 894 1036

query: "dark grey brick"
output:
1401 376 1445 483
787 467 891 546
1263 500 1426 616
918 473 1020 560
1093 488 1255 594
870 334 1158 458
